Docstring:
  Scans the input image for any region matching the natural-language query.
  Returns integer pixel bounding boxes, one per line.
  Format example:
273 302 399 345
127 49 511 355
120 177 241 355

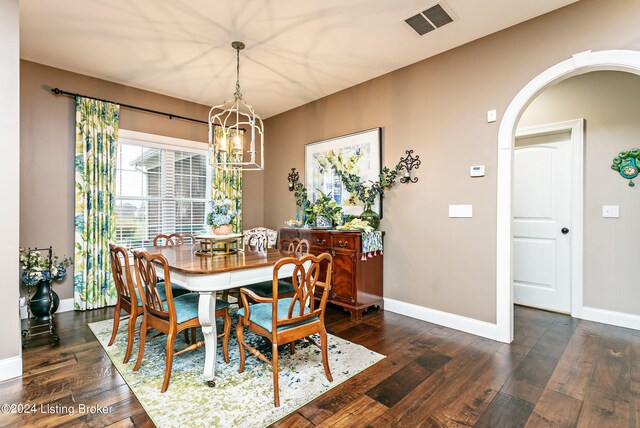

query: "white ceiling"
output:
20 0 578 119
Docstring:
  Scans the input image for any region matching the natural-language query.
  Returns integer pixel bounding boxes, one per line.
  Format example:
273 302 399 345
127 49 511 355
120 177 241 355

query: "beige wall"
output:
1 0 22 368
21 61 264 300
263 0 640 323
519 71 640 315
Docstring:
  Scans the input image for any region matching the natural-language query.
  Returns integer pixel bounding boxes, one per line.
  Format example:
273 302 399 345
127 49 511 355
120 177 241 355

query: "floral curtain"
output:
73 97 119 310
211 126 244 233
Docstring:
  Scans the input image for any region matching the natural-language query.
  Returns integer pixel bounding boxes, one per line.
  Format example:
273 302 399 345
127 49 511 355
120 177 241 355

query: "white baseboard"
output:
383 297 498 341
0 356 22 381
20 297 74 320
581 306 640 330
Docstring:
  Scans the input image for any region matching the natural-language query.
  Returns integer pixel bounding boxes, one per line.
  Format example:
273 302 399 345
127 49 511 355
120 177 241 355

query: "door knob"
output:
561 227 569 234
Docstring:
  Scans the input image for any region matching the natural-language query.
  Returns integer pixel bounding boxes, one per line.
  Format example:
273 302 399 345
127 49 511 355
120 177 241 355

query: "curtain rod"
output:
50 87 209 126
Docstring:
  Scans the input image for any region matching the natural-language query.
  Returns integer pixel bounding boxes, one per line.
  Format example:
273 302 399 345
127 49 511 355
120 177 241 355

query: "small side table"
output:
195 233 243 256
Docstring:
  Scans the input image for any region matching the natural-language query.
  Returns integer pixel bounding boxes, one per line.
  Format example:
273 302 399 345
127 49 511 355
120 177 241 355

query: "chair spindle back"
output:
273 253 332 331
133 251 173 319
109 244 136 303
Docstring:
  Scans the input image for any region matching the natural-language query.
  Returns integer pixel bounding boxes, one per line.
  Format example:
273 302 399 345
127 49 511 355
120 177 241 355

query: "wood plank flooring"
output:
0 305 636 427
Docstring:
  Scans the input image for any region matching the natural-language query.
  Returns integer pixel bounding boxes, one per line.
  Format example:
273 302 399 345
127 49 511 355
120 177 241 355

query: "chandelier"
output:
209 41 264 171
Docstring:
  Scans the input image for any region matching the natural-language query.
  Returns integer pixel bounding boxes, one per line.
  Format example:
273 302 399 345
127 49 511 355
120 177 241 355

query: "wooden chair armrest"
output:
239 288 273 325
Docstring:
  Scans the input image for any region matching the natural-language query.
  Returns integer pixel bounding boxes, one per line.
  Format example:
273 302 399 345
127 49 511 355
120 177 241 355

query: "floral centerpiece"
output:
19 248 72 286
19 248 72 320
206 199 238 235
304 190 343 227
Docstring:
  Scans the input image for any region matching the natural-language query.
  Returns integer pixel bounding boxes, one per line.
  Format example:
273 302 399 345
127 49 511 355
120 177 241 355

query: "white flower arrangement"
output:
19 248 72 286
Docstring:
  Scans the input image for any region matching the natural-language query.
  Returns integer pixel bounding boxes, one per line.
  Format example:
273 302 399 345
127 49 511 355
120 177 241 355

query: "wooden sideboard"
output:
279 228 383 320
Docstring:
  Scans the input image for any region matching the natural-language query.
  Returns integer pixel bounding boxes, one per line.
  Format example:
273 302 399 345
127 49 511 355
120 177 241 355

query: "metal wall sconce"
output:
287 167 300 191
397 150 421 183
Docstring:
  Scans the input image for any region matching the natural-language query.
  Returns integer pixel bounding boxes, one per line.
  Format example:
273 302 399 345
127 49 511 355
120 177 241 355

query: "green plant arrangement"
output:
320 150 399 208
304 190 343 227
318 150 400 229
293 183 308 211
290 151 399 229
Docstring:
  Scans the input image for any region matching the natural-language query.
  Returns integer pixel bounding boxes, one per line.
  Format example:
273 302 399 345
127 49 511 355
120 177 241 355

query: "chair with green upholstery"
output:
132 250 231 393
108 243 197 361
237 252 333 407
108 244 143 364
242 237 310 300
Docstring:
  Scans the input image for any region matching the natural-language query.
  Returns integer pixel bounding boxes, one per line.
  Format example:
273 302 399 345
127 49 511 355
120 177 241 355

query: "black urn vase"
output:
30 280 60 321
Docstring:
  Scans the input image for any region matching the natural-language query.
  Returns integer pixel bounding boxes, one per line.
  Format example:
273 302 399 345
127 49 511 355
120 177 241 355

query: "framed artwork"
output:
305 128 382 216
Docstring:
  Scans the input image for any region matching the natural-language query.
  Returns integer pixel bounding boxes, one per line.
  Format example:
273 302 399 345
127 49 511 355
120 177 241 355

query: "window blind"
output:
115 142 208 247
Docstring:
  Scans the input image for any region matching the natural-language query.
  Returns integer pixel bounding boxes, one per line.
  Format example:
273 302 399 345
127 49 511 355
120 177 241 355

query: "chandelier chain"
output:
234 45 242 99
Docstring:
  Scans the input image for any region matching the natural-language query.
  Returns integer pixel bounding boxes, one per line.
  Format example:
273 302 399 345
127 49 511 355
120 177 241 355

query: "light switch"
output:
487 109 497 123
602 205 620 218
449 204 473 218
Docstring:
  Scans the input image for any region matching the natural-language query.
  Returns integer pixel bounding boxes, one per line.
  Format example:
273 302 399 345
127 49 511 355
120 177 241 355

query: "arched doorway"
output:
495 50 640 343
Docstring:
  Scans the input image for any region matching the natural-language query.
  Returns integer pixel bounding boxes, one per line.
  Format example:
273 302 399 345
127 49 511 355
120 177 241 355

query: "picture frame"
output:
305 128 382 216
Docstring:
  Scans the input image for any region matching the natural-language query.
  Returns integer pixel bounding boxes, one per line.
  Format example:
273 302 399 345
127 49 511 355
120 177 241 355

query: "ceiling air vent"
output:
423 4 453 28
405 2 454 36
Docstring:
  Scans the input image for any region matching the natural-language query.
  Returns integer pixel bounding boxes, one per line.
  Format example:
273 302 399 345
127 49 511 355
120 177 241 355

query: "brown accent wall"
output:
263 0 640 323
519 71 640 316
20 61 264 300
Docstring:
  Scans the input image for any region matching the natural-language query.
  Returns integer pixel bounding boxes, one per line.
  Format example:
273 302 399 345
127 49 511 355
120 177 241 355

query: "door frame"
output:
496 49 640 343
513 119 584 316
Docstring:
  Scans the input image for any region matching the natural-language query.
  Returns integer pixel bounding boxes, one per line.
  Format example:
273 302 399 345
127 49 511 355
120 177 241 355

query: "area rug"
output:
89 313 384 428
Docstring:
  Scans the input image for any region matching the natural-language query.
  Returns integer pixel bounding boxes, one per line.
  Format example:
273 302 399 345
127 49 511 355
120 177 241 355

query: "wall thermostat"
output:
470 165 485 177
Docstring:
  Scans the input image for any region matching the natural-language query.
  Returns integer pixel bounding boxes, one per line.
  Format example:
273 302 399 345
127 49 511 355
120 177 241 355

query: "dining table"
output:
137 243 299 387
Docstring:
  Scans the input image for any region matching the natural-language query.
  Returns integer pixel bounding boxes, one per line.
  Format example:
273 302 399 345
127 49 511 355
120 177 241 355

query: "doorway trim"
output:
514 119 584 316
496 49 640 343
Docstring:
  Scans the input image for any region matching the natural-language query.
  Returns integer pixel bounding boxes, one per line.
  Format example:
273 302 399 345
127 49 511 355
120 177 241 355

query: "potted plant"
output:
305 190 343 228
207 199 238 235
20 248 72 321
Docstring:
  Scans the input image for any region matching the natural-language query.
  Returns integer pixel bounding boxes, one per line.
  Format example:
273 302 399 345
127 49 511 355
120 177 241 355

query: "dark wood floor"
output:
0 305 638 427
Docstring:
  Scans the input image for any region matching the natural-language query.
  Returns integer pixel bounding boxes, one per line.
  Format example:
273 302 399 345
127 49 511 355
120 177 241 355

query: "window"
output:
115 131 209 247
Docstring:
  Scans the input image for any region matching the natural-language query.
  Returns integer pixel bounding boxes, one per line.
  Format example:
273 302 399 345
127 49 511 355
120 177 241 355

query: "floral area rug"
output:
89 312 384 428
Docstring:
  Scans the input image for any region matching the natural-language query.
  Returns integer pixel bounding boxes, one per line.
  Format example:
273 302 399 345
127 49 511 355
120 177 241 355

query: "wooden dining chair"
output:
237 253 333 407
245 231 268 251
241 237 310 300
132 250 232 393
153 233 196 246
108 244 143 363
152 232 197 342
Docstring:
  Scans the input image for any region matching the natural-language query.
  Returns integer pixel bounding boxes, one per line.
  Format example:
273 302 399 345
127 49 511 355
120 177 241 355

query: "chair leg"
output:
108 302 121 346
191 327 197 344
134 318 147 371
222 310 231 363
183 330 190 344
162 332 176 393
272 342 280 407
123 313 137 363
320 326 333 382
290 341 295 355
237 317 246 373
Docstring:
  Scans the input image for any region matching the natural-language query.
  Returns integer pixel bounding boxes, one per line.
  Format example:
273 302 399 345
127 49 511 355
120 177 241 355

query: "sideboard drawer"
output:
332 235 357 251
310 232 331 249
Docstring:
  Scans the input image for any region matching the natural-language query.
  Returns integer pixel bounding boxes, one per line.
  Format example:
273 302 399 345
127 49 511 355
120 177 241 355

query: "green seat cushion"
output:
237 297 317 333
243 279 295 298
167 293 230 324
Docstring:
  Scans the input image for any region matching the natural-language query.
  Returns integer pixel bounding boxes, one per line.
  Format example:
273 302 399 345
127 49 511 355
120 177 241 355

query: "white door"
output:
512 130 573 313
